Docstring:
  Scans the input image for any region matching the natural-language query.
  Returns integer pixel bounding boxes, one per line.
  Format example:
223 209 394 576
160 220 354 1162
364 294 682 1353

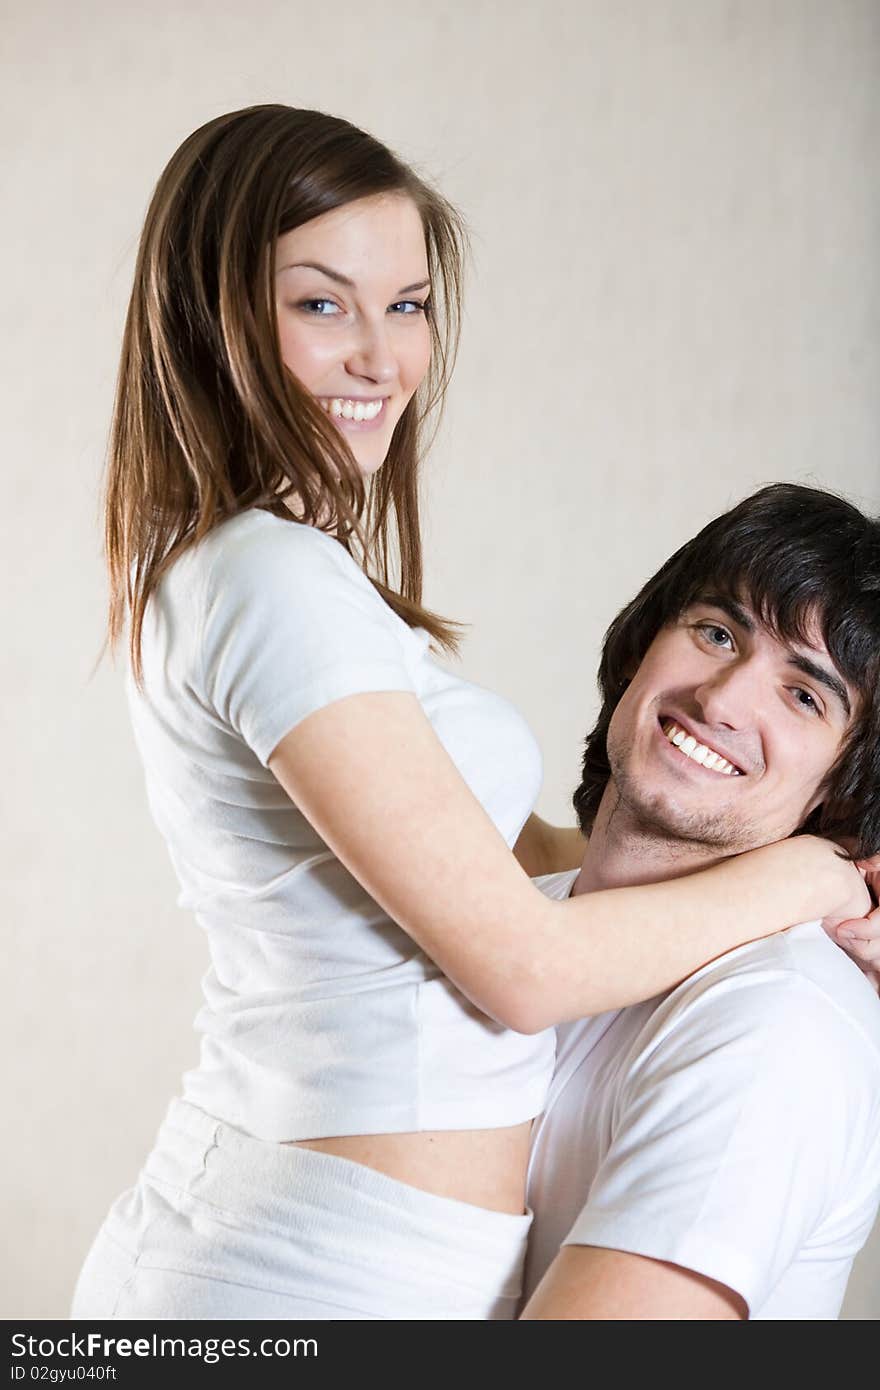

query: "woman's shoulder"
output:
177 509 360 598
202 508 348 565
176 508 409 660
147 512 366 648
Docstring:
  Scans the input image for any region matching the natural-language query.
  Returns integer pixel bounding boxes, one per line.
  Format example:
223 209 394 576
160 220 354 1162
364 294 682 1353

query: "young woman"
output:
71 105 875 1321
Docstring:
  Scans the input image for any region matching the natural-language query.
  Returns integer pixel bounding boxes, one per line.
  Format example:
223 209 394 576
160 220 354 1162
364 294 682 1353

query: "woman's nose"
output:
345 320 398 384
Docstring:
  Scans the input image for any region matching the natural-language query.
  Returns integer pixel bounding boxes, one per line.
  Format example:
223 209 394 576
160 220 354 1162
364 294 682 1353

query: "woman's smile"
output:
317 395 389 428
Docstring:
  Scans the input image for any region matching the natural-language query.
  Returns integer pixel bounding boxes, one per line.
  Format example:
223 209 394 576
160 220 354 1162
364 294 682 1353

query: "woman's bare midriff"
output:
286 1121 534 1214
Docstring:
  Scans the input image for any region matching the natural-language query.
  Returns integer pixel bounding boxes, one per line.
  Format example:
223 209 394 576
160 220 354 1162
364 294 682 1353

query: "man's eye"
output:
698 623 733 649
792 688 820 715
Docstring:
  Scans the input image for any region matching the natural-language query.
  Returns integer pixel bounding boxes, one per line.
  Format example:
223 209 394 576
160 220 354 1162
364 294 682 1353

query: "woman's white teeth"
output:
662 721 740 775
321 398 383 421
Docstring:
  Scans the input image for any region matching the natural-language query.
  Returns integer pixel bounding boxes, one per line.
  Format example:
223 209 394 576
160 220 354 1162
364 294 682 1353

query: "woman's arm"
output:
269 691 868 1034
513 814 586 877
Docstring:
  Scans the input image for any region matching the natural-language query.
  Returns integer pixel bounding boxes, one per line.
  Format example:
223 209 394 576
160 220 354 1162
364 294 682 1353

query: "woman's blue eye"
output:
389 300 428 315
298 299 340 315
700 624 733 648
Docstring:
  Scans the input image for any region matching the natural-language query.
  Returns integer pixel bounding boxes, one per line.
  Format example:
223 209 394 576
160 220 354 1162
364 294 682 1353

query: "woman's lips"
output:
318 396 389 431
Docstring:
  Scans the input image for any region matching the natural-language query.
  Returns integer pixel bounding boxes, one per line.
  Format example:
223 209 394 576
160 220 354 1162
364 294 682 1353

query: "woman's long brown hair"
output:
105 105 466 684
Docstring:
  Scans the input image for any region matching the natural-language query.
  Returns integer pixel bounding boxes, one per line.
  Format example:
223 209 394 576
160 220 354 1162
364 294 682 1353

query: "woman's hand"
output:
832 853 880 992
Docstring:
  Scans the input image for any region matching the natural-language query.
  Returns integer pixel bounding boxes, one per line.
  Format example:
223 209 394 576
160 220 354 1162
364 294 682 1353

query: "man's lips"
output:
657 715 746 776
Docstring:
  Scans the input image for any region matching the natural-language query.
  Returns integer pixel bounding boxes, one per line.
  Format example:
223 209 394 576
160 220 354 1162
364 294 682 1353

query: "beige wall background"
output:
3 0 878 1319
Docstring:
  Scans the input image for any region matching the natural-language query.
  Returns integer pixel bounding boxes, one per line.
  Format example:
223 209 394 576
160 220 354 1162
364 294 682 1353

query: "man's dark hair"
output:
573 484 880 858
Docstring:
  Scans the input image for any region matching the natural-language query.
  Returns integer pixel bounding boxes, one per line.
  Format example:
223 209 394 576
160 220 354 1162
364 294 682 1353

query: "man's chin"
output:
616 786 754 852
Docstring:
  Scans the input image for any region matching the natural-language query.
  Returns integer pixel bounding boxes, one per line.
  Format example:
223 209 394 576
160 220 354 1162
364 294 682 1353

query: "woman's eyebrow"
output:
276 260 430 295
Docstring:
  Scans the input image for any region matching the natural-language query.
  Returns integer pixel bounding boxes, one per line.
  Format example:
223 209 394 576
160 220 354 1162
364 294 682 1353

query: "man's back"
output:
525 870 880 1319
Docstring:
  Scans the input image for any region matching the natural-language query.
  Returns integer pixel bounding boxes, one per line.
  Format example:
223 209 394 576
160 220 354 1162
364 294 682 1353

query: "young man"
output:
521 484 880 1321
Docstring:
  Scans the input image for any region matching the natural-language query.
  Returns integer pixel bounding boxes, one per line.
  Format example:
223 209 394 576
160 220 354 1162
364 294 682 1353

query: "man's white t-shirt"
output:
525 870 880 1320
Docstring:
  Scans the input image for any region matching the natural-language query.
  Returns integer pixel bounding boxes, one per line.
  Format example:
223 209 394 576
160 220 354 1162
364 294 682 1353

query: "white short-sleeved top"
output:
524 870 880 1320
127 509 555 1140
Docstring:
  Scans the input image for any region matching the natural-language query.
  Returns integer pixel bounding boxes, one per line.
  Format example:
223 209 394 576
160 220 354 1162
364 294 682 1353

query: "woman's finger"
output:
836 904 880 970
836 929 880 965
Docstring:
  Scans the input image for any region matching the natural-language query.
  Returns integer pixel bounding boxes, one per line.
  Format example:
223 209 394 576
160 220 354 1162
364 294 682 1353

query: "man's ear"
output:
619 651 641 683
795 793 826 842
802 790 826 821
799 790 860 851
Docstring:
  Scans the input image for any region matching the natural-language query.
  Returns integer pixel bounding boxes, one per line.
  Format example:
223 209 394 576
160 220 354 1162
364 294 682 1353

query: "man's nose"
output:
345 318 398 384
693 660 763 729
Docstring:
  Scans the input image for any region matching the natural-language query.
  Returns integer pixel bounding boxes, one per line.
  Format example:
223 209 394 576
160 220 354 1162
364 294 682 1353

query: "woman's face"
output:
274 194 432 476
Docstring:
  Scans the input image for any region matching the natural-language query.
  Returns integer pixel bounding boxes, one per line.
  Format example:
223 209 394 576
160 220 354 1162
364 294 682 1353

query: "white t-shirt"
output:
127 509 555 1140
524 870 880 1320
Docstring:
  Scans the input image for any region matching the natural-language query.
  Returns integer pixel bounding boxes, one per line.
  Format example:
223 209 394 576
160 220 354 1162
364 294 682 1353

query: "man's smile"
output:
657 716 745 777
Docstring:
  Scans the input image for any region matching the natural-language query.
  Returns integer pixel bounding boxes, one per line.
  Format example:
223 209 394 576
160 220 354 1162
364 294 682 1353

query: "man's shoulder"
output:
650 922 880 1081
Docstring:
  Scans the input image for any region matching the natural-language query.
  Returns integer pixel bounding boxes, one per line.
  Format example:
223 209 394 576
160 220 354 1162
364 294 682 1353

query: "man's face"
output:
605 597 856 853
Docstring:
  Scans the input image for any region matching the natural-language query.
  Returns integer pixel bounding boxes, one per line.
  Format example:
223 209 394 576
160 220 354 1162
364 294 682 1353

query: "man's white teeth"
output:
320 398 384 422
662 721 741 775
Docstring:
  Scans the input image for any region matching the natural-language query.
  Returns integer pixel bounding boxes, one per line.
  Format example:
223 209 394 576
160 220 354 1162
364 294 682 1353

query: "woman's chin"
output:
350 445 391 479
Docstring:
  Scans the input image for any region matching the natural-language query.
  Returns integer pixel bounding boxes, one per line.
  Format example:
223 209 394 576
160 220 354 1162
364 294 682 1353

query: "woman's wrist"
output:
733 834 856 924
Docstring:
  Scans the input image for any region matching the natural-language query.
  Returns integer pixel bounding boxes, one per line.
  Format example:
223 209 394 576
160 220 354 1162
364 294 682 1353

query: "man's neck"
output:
572 787 731 896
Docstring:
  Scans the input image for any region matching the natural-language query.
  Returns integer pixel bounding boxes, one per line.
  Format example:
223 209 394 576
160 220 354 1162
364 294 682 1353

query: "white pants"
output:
71 1099 532 1320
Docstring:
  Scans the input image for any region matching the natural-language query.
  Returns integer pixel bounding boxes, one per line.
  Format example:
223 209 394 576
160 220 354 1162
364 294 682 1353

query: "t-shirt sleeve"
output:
198 519 417 766
561 979 868 1315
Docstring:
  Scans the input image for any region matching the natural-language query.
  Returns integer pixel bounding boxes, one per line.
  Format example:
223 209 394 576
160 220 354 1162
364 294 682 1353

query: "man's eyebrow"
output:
276 260 430 295
788 653 852 719
693 595 755 632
